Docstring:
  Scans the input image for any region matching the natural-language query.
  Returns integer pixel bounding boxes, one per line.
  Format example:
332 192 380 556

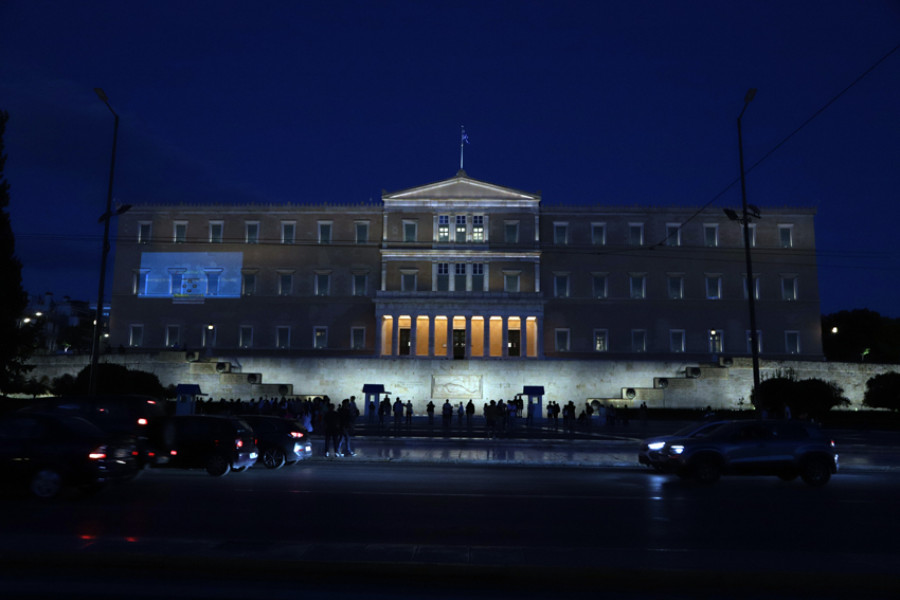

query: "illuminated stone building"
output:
109 171 823 365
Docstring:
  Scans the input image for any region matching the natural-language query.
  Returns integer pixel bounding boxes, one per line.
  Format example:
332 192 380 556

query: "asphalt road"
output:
1 462 899 598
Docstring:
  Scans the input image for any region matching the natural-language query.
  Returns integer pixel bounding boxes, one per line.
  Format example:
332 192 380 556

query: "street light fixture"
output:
726 88 761 401
88 88 129 395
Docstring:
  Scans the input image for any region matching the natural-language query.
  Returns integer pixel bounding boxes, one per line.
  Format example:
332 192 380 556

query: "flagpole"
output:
460 125 465 171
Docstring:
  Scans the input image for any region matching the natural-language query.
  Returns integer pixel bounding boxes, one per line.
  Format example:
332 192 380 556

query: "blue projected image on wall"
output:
139 252 243 301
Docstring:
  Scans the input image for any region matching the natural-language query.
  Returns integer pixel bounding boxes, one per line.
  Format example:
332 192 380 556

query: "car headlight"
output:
669 445 685 455
647 441 665 451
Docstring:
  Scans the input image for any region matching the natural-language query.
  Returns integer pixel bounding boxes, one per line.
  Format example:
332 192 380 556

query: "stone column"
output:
502 316 509 358
391 315 400 357
465 316 472 359
410 317 418 357
519 315 527 359
429 316 435 357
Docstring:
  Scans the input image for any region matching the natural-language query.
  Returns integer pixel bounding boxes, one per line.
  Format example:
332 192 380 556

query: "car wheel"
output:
30 469 64 499
206 455 231 477
262 447 286 469
693 457 721 484
801 458 831 487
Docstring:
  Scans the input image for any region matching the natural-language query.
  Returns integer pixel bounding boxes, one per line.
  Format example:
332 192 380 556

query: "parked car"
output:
0 412 140 498
240 415 312 468
19 395 167 468
639 419 838 486
638 420 730 472
150 415 258 476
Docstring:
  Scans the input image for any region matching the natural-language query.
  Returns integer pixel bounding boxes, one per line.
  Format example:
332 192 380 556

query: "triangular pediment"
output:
384 170 540 203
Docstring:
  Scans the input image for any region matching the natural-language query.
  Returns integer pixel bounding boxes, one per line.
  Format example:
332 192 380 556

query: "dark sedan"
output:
240 415 312 469
0 412 140 498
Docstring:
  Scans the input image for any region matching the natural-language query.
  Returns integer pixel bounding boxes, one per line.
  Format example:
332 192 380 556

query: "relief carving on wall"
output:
431 375 483 399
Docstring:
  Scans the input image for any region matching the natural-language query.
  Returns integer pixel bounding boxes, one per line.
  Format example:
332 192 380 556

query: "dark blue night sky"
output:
2 1 899 316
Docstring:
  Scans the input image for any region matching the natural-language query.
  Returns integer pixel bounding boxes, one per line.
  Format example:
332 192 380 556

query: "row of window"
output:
135 267 801 300
137 218 796 248
128 324 365 351
558 329 802 355
127 323 803 355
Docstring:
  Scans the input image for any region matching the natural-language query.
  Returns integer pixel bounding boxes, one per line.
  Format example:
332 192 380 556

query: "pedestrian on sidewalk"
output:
393 397 404 434
442 399 453 434
323 403 340 457
427 401 435 433
465 399 475 434
405 399 414 429
337 398 357 456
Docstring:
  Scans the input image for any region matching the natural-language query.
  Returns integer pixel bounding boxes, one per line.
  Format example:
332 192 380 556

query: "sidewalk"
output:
316 417 900 472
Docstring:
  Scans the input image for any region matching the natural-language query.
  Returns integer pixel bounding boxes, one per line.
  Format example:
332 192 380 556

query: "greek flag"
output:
461 127 469 144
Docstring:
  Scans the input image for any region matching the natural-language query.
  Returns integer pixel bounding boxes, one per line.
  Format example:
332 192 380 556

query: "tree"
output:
0 110 34 393
54 363 167 398
863 372 900 412
752 376 849 420
822 310 900 364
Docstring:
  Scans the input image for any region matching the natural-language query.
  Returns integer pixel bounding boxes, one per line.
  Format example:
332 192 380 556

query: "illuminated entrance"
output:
378 313 541 358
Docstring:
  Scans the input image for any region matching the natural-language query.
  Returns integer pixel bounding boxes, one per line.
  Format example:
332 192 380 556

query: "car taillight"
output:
235 439 244 449
89 446 107 460
290 431 304 439
170 450 178 456
137 418 148 426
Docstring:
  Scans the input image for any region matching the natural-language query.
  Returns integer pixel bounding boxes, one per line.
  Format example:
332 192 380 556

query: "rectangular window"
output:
351 327 366 350
704 224 719 247
276 326 290 350
315 273 331 296
318 222 332 244
504 273 520 293
279 273 292 296
239 326 253 349
555 329 570 352
591 223 606 246
505 222 519 244
631 329 647 353
746 330 762 354
553 223 568 245
706 275 722 300
174 222 187 243
670 330 685 353
138 222 152 244
245 222 259 244
471 263 484 292
242 273 256 296
629 223 644 246
170 272 184 296
313 326 328 349
630 274 646 299
455 215 466 243
353 273 367 296
592 274 608 299
438 215 450 242
355 222 369 244
472 215 484 242
454 263 466 291
785 331 800 354
554 273 570 298
209 221 223 243
129 324 144 347
709 329 724 354
165 325 181 349
744 276 760 300
203 325 216 348
593 329 608 352
779 225 794 248
437 263 449 291
403 221 417 243
782 276 797 301
401 272 417 292
205 271 221 296
666 224 681 246
281 222 295 244
133 270 149 295
668 275 684 300
747 223 757 248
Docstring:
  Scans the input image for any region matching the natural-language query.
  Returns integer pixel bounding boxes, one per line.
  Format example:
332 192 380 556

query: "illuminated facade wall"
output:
110 171 822 361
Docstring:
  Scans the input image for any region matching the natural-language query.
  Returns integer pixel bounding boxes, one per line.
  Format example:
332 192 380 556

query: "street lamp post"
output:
737 88 761 400
88 88 125 395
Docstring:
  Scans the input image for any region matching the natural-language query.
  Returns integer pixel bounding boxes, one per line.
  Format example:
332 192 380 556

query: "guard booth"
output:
174 384 204 416
362 384 390 419
522 385 545 424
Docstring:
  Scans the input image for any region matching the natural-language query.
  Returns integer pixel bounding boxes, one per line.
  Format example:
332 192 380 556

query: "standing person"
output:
457 402 464 430
426 401 435 433
337 399 357 456
323 403 340 458
506 398 517 433
405 399 414 429
465 399 475 434
379 396 390 431
393 397 404 434
441 399 453 434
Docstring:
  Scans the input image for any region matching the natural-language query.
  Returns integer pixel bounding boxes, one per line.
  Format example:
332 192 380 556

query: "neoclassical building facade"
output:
109 171 823 363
